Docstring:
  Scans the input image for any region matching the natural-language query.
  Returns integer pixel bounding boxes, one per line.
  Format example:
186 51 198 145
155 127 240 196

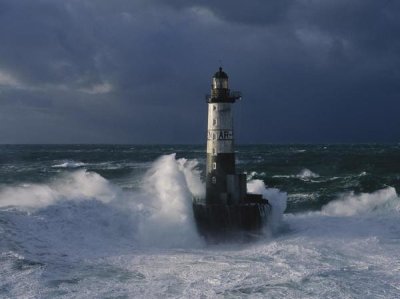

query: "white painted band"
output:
207 103 234 154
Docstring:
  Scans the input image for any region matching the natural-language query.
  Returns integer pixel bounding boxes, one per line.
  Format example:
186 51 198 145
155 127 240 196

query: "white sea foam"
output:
272 168 320 181
52 160 86 168
0 170 118 210
246 171 266 180
289 192 320 201
294 149 307 153
272 174 292 178
247 179 287 232
322 187 399 216
297 168 320 180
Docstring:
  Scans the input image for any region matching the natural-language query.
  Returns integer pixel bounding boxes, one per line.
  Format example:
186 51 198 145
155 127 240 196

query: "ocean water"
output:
0 144 399 298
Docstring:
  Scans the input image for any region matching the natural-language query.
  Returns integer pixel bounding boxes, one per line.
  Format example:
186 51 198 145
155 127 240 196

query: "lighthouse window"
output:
213 119 217 126
212 177 216 184
213 105 216 111
213 162 216 170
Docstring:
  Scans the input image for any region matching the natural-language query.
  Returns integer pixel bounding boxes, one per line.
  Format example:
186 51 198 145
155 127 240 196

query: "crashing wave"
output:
0 154 288 253
322 187 399 216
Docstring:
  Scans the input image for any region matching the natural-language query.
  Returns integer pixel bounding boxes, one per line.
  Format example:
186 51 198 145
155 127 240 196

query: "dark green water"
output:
1 144 399 212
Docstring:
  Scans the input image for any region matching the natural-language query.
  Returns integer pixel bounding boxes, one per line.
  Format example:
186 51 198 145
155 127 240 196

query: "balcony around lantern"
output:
205 90 242 103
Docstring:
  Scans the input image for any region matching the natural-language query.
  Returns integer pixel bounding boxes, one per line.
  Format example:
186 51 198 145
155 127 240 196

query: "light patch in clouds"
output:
79 82 113 95
296 28 333 48
188 6 221 25
0 70 21 88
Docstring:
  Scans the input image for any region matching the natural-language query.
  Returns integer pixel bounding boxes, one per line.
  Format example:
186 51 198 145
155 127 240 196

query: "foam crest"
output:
246 171 266 180
322 187 399 216
52 160 86 168
297 168 319 180
0 170 118 210
272 168 319 181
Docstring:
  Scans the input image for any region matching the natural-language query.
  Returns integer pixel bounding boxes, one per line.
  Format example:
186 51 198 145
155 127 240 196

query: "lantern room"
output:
212 67 229 89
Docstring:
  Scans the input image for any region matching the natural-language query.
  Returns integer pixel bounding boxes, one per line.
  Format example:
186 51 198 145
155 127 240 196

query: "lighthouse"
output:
193 67 271 239
206 67 241 205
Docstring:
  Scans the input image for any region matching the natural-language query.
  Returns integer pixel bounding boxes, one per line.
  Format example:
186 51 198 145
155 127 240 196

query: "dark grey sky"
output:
0 0 399 144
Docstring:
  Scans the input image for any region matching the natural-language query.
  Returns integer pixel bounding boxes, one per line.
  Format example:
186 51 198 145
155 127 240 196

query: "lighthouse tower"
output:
206 67 244 204
192 67 270 238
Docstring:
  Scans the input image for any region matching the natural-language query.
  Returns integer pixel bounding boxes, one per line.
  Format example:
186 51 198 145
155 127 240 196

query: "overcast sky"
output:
0 0 399 144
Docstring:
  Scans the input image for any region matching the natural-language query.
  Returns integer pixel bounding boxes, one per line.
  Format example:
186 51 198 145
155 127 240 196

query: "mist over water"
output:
1 144 400 298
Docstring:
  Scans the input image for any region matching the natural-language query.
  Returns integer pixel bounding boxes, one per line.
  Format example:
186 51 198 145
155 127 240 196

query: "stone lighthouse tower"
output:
206 67 243 204
192 67 270 238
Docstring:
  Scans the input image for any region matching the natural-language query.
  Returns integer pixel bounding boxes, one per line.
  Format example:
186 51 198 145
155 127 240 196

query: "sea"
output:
0 144 399 298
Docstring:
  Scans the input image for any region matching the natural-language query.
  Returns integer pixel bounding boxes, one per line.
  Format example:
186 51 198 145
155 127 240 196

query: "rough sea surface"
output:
0 144 399 298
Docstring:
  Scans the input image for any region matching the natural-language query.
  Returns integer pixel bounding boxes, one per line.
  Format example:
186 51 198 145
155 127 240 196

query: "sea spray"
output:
177 157 205 198
247 179 287 232
138 154 203 247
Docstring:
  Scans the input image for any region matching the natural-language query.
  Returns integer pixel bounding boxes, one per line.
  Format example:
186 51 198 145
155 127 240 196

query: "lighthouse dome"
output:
214 67 228 79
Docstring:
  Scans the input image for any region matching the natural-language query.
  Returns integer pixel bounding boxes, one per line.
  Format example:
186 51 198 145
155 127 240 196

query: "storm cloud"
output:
0 0 399 143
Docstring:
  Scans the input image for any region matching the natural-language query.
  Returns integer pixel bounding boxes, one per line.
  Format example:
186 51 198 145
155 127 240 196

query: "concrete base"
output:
192 199 271 241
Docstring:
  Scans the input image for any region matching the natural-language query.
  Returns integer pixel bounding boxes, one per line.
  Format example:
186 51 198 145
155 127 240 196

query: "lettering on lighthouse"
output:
207 130 233 141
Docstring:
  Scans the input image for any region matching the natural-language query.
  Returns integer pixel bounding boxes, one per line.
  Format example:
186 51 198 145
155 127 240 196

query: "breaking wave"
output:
136 154 202 247
0 170 118 209
0 155 204 252
322 187 399 216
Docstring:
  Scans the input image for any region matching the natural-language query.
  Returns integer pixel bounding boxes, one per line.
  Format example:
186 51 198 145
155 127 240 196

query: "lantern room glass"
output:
213 78 228 89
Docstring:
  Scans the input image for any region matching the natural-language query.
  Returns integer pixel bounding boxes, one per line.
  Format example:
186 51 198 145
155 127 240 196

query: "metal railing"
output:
205 91 242 102
230 91 242 100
